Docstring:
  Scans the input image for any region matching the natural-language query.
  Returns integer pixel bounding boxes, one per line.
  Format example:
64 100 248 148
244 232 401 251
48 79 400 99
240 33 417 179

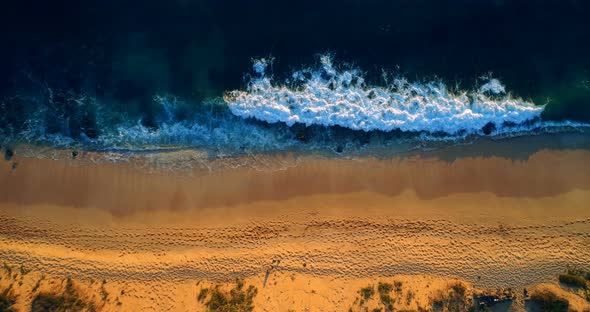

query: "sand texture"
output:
1 146 589 311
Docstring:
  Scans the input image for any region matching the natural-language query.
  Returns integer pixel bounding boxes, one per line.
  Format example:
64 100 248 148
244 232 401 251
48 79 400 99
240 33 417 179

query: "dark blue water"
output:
1 0 589 155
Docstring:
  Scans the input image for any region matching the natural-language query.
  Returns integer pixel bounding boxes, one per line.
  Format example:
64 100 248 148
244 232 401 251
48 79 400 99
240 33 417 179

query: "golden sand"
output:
1 147 589 311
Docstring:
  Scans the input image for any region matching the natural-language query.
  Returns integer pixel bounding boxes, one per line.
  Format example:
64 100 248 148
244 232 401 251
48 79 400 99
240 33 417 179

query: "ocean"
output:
1 0 589 158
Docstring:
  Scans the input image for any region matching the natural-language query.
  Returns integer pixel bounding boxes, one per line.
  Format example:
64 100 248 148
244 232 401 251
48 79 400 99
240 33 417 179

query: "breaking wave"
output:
226 55 544 134
2 55 589 160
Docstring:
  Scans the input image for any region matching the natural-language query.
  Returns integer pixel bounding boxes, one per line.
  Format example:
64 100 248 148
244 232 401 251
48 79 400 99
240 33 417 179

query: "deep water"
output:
1 0 589 155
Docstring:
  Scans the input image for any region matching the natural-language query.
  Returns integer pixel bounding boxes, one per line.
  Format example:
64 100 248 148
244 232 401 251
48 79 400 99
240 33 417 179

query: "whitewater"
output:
2 55 589 160
226 55 544 134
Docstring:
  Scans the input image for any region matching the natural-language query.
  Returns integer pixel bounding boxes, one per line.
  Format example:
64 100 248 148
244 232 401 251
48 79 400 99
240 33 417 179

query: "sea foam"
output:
225 56 544 134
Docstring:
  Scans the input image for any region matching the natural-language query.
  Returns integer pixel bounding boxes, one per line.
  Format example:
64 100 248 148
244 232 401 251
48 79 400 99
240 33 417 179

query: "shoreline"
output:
1 144 590 215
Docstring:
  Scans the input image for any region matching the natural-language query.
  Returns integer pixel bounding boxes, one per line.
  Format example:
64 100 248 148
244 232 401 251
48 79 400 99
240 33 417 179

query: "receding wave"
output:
226 55 544 134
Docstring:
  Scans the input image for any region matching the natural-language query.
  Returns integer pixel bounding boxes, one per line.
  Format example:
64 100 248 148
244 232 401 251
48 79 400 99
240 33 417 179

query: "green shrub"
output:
378 282 393 295
376 282 395 311
30 278 92 312
360 286 375 301
0 285 18 312
380 293 394 310
431 282 469 312
31 293 86 312
201 280 258 311
198 288 209 302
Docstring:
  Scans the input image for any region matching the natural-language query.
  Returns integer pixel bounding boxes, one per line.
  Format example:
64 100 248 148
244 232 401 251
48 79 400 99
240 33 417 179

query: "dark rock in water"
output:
482 122 496 135
4 148 14 161
72 151 79 159
336 145 344 153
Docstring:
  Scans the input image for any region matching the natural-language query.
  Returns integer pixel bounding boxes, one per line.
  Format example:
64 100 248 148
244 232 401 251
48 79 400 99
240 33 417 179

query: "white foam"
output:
479 79 506 94
225 56 544 134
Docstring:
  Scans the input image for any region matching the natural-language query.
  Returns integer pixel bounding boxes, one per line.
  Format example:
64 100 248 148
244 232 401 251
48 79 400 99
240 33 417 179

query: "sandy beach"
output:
1 137 590 311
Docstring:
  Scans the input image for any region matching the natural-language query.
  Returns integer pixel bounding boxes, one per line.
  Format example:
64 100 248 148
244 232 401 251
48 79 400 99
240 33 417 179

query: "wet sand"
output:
1 137 590 311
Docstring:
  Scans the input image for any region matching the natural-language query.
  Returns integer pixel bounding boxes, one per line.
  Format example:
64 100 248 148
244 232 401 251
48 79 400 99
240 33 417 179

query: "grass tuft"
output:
198 279 258 311
360 285 375 301
31 278 93 312
377 282 393 294
431 282 469 312
2 263 12 275
394 281 403 294
530 290 569 312
558 269 588 289
377 282 395 311
198 288 209 302
0 285 18 312
19 265 31 276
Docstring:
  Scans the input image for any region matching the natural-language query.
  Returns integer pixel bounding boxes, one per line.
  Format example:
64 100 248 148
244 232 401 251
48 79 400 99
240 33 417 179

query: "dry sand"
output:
1 143 590 311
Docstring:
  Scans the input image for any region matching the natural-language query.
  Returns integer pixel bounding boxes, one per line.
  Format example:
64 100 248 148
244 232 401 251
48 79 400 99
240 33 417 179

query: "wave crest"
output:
226 56 544 134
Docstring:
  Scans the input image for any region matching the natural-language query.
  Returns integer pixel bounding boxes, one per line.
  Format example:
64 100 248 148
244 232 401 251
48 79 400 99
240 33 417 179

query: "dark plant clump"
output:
2 263 12 275
32 275 45 293
0 285 18 312
406 290 415 305
198 288 209 302
360 285 375 301
199 279 258 311
30 278 93 312
558 269 589 289
378 282 393 294
394 281 403 294
19 265 31 276
530 291 569 312
377 282 395 311
380 293 394 311
31 293 86 312
431 282 470 312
